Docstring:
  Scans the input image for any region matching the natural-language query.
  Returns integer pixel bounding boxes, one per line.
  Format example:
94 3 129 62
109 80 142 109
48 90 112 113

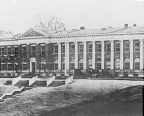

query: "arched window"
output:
134 58 140 70
115 59 120 69
125 59 130 70
70 58 75 70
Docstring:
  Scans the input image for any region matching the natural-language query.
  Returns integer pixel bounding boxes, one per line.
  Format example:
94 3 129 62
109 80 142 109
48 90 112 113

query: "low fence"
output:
12 76 21 86
0 86 24 100
46 76 55 86
65 76 73 85
29 76 37 86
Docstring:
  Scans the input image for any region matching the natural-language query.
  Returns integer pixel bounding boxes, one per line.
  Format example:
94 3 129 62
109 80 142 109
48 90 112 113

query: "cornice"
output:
0 32 144 42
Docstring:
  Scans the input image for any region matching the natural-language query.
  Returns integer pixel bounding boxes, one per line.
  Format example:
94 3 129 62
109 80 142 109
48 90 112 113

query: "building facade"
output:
0 25 144 77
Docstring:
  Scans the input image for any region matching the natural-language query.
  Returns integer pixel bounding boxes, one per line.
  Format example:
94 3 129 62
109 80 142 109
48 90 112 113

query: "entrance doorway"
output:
30 57 36 74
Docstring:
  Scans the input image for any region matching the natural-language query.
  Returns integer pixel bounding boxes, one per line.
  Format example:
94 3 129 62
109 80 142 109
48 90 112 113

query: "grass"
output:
0 79 144 116
44 85 143 116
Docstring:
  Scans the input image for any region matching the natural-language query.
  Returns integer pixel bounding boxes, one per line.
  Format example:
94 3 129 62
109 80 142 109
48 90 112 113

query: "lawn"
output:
0 79 144 116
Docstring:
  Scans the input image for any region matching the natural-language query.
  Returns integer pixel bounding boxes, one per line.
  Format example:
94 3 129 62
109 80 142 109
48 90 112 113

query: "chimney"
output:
133 24 136 27
80 26 85 30
124 24 128 28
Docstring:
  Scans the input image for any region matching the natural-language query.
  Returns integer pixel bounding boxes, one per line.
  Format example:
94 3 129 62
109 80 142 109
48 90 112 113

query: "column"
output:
140 39 143 70
65 42 69 76
101 41 104 69
129 40 133 71
75 42 78 69
92 41 95 69
110 40 114 70
58 43 61 70
120 40 123 70
83 41 87 70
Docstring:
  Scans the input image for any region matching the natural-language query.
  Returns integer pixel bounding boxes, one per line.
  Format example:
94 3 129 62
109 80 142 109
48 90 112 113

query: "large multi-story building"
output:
0 24 144 77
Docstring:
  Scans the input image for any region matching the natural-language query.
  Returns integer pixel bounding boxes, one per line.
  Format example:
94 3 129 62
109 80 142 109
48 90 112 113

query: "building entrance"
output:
30 57 36 74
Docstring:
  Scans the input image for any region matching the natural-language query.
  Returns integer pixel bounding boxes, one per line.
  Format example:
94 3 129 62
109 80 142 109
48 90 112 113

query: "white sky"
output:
0 0 144 33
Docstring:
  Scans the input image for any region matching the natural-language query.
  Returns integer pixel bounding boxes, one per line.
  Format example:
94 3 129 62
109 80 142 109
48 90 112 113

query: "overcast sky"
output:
0 0 144 33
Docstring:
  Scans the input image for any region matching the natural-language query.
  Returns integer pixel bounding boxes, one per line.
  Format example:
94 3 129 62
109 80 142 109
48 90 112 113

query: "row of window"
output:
53 63 101 70
21 45 46 56
0 62 140 71
0 63 45 71
53 41 140 54
0 44 45 56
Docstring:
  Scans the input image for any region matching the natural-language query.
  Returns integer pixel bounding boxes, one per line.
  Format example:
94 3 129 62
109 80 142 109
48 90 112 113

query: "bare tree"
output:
35 15 65 34
0 29 14 35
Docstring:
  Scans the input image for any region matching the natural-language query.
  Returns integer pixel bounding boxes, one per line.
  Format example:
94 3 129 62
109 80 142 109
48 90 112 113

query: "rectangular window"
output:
22 63 27 70
54 45 58 53
70 44 75 53
54 63 58 70
79 44 83 53
79 63 83 69
97 44 101 52
41 45 45 56
62 45 65 53
96 63 101 69
88 44 92 53
124 42 129 51
7 47 11 55
125 62 130 70
134 41 140 52
8 64 13 70
14 47 18 55
61 63 65 70
115 42 120 52
31 46 36 56
135 62 140 70
70 63 75 70
0 48 5 55
14 64 18 71
106 43 111 52
41 63 45 70
22 46 27 56
1 63 7 70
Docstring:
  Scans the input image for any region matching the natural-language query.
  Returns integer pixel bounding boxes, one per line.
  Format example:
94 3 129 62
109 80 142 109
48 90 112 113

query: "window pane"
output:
15 47 18 55
54 46 58 53
116 48 120 52
1 48 4 55
41 64 45 70
62 45 65 53
8 48 11 55
135 62 140 69
54 63 58 70
8 64 13 70
79 63 83 69
70 63 75 69
125 62 130 69
79 45 83 53
97 63 101 69
23 64 27 70
62 63 65 70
